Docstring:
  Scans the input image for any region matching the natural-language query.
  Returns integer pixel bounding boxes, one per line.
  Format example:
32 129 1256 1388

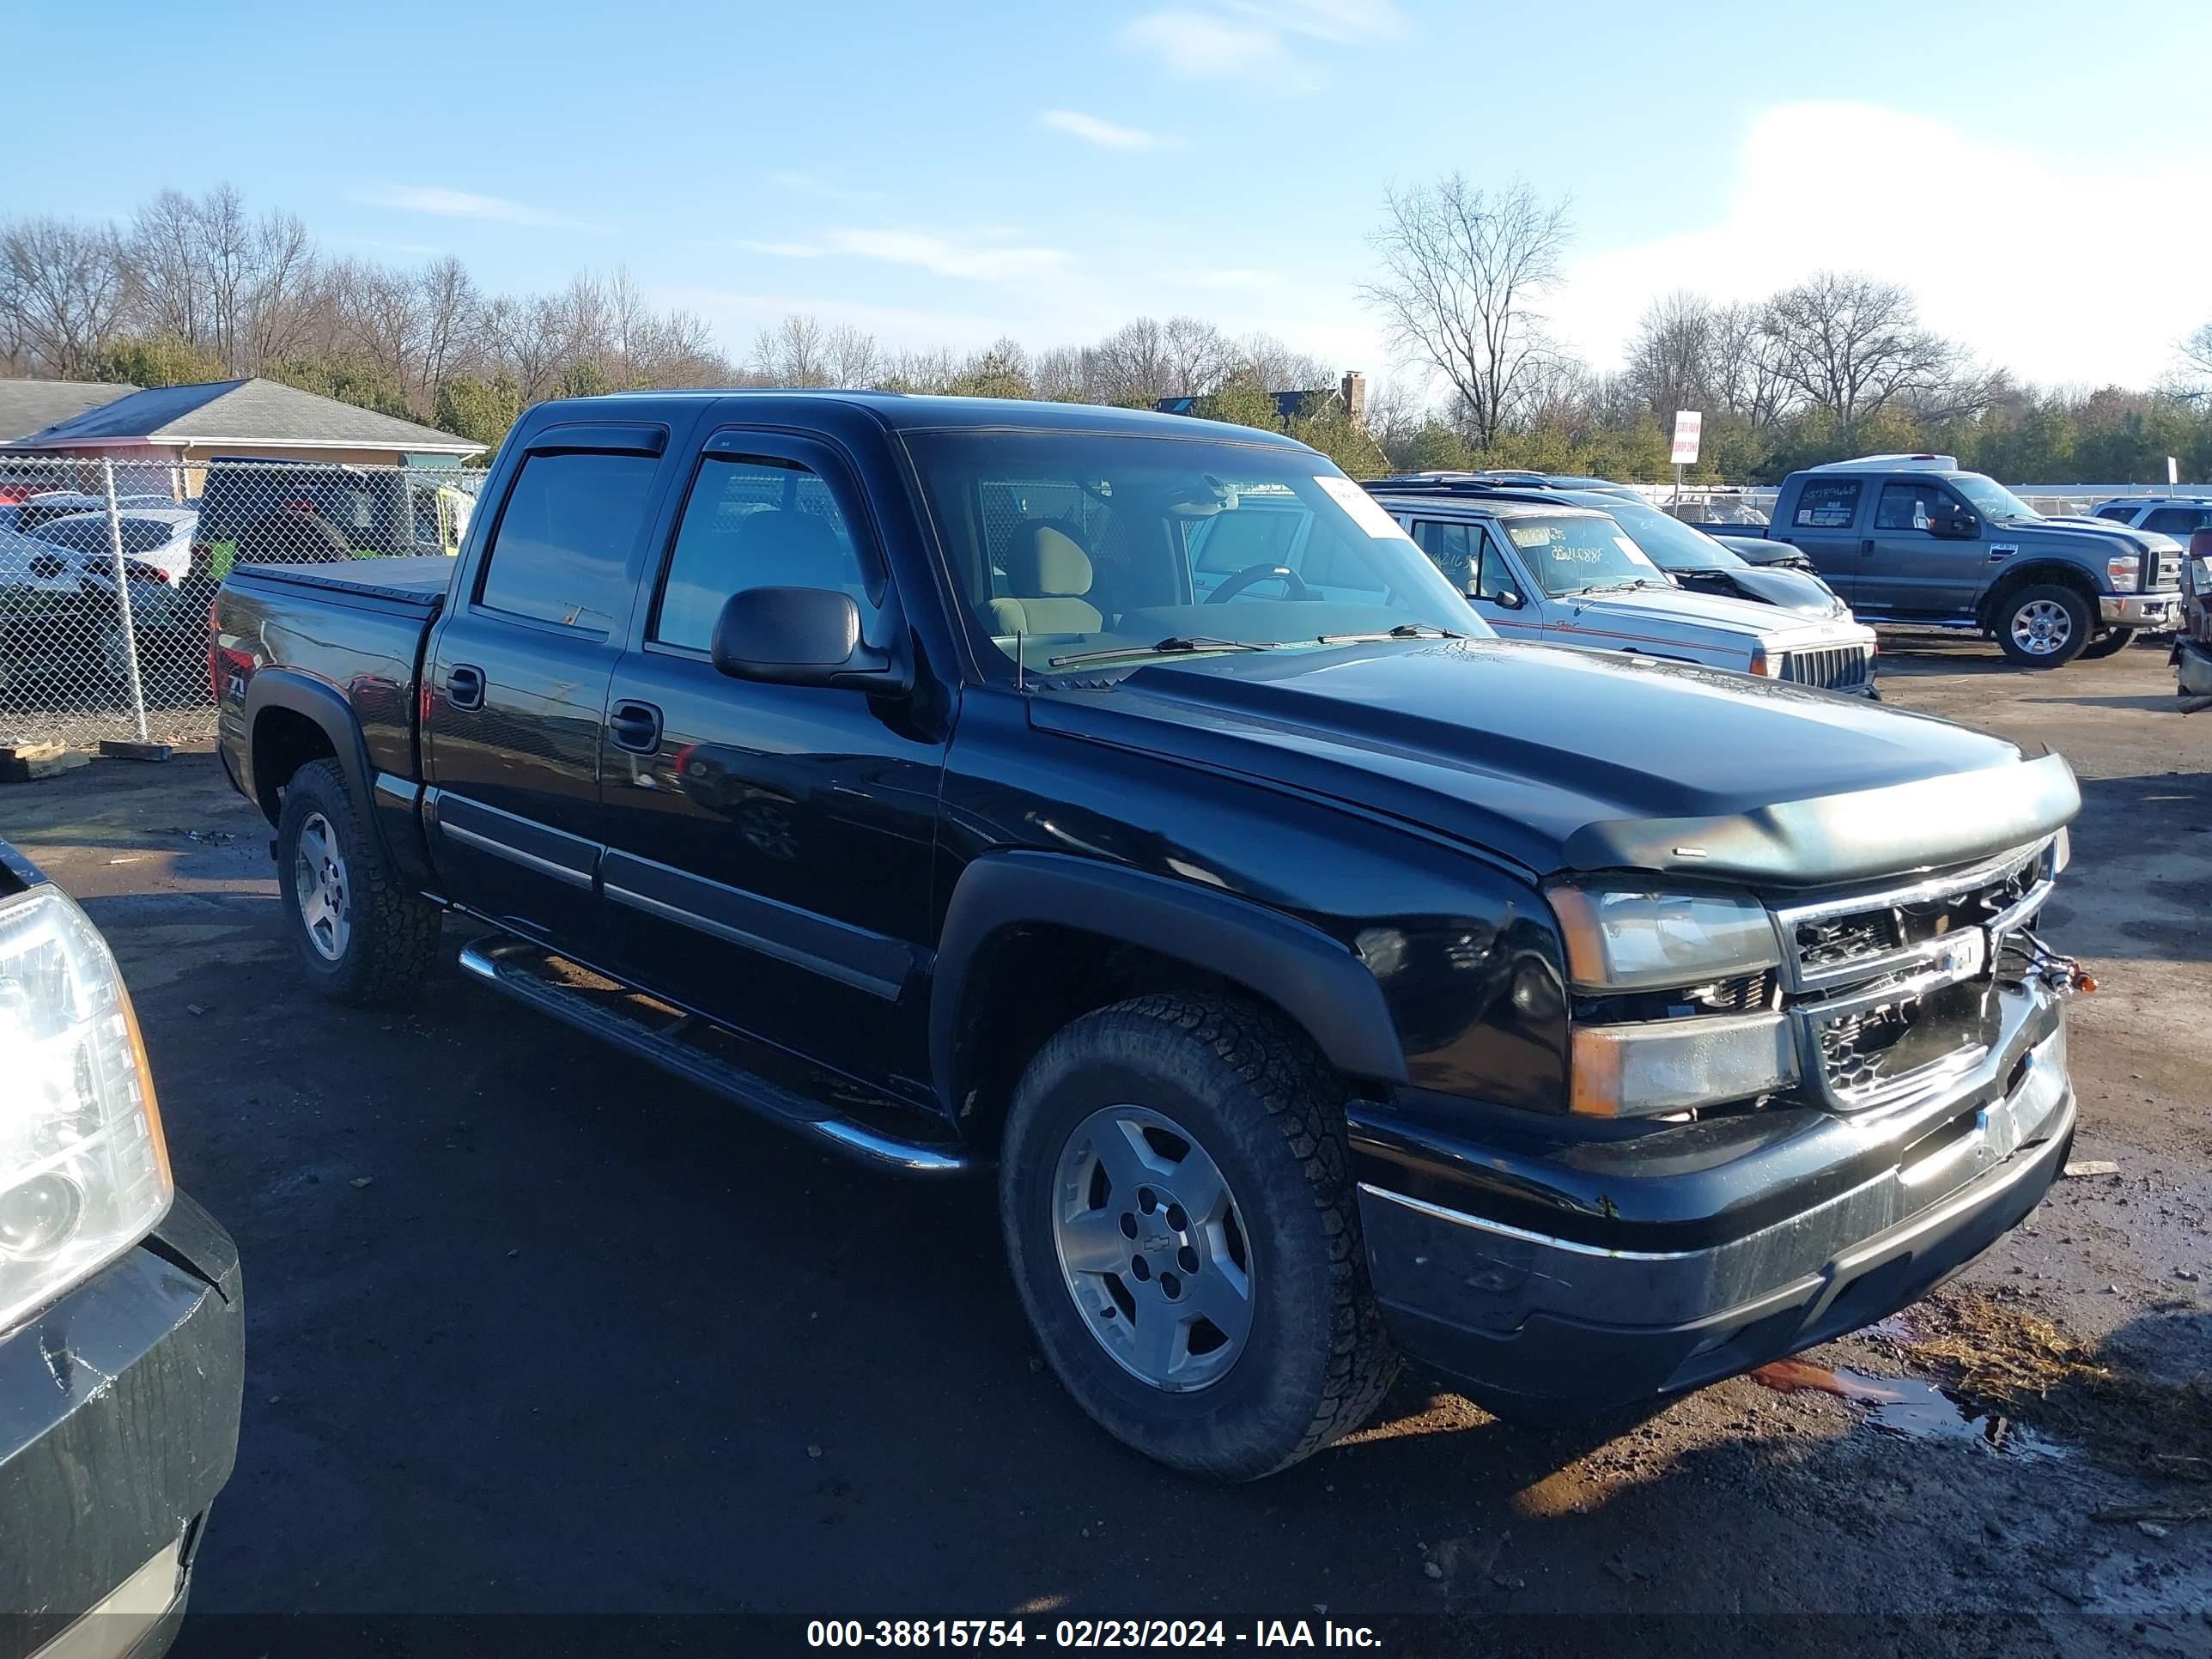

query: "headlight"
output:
0 885 171 1336
1571 1012 1796 1118
2106 554 2140 592
1548 885 1780 992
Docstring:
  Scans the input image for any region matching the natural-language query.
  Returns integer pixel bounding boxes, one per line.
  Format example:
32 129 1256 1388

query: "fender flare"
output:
1978 561 2100 629
929 851 1407 1118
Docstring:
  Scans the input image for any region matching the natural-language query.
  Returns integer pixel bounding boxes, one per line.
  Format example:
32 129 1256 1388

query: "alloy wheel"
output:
1049 1104 1255 1393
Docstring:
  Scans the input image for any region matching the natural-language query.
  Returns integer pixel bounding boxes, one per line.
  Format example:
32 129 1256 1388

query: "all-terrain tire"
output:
2075 626 2136 661
1000 994 1399 1480
275 758 441 1005
1994 583 2093 668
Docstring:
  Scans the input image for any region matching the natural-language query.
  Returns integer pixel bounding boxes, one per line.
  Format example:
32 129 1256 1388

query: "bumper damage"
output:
0 1194 243 1659
1352 983 2072 1421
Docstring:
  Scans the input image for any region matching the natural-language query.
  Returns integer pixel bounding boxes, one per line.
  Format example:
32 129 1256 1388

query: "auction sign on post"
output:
1671 410 1703 501
1671 410 1703 466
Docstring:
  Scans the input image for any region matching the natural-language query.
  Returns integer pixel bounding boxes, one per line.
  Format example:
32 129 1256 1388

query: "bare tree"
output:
1161 315 1231 398
1030 343 1091 403
2181 321 2212 382
822 323 881 388
1709 299 1790 428
1623 290 1714 422
1090 317 1176 407
1231 331 1332 396
1359 174 1573 449
750 313 830 386
414 256 482 410
0 216 131 377
1758 271 1964 428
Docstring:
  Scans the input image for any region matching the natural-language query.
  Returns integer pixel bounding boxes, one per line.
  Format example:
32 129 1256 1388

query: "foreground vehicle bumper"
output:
0 1194 243 1659
1350 986 2070 1420
2102 593 2177 629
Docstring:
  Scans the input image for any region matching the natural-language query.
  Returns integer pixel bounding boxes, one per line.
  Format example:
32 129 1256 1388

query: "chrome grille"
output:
1773 840 2056 1109
1781 644 1871 690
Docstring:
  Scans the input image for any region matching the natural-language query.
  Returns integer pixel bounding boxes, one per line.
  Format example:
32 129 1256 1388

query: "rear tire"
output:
1995 584 2092 668
275 758 441 1004
2076 627 2136 661
1000 994 1398 1481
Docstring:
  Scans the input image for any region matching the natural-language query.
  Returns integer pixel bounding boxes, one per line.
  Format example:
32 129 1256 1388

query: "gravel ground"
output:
1 635 2205 1656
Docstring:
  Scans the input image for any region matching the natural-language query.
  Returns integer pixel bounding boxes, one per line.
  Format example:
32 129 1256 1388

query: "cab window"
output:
653 454 876 652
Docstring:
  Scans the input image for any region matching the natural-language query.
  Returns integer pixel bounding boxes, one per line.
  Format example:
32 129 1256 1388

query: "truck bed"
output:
228 556 456 610
216 558 453 784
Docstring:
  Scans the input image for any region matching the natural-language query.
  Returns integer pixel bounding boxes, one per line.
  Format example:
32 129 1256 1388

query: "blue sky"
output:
14 0 2211 391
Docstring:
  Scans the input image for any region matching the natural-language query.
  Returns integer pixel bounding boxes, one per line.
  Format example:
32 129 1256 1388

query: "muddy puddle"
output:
1749 1358 2072 1459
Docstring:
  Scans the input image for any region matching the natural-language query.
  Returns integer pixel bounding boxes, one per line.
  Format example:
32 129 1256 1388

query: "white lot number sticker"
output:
1315 474 1414 540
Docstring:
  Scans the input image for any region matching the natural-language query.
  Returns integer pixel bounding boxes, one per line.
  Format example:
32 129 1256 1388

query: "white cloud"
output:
1553 101 2212 387
1219 0 1407 40
741 228 1071 283
767 170 882 205
350 185 605 233
1121 0 1402 86
1122 10 1312 86
1041 109 1166 152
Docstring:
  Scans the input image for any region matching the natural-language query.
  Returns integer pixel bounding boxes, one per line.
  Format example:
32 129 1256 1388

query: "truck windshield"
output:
1498 514 1665 597
907 430 1486 675
1948 474 2041 525
1585 496 1747 572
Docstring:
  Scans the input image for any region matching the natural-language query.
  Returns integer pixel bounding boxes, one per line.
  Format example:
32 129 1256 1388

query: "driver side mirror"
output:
1475 586 1525 610
1929 509 1980 540
711 586 909 693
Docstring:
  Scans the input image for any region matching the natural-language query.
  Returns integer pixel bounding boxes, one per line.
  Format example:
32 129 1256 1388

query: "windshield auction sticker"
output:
1314 475 1414 540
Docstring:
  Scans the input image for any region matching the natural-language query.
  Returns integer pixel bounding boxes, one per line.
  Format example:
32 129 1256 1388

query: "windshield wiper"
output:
1313 623 1466 644
1578 578 1661 595
1047 635 1273 668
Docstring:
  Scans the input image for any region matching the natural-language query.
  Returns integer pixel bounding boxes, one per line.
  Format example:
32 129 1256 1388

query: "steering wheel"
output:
1206 562 1312 604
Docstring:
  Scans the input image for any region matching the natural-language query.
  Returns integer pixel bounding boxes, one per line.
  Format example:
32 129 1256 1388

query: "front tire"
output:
1000 994 1397 1480
2076 626 2136 661
1996 584 2092 667
275 758 442 1004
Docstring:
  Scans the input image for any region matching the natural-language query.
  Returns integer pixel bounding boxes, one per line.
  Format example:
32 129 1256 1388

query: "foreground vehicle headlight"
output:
1551 884 1793 1117
1570 1012 1796 1117
0 886 171 1336
2106 555 2140 593
1548 886 1780 992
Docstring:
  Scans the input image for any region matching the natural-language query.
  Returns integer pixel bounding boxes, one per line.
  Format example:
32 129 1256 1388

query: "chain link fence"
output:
2 455 486 747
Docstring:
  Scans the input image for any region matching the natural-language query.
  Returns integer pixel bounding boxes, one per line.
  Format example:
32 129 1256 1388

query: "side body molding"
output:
930 851 1407 1119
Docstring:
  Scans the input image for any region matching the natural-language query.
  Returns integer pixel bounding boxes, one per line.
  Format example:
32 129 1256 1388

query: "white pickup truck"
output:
1365 483 1880 696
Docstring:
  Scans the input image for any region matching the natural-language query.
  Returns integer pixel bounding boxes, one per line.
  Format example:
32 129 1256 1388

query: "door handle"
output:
447 664 484 710
1860 539 1875 555
608 699 663 755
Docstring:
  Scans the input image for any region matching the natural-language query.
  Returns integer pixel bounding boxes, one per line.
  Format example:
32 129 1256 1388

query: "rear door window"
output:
476 451 659 633
1793 479 1863 529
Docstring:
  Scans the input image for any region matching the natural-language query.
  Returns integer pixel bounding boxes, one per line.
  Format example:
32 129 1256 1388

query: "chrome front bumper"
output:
2103 593 2179 628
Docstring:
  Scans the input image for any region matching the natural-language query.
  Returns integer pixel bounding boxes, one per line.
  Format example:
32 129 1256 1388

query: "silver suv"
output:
2093 495 2212 544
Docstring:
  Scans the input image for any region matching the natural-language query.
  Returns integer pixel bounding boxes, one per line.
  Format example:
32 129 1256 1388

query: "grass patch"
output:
1889 1287 2212 1481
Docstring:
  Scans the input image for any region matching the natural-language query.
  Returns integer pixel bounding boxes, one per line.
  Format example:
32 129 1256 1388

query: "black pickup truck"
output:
214 392 2084 1480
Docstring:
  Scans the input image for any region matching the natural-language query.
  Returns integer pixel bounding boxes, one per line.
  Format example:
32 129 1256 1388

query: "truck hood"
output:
1549 581 1866 644
2006 514 2182 572
1034 639 2075 887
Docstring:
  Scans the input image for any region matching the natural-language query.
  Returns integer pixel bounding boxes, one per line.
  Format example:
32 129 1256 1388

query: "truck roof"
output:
520 389 1314 447
1802 453 1961 474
